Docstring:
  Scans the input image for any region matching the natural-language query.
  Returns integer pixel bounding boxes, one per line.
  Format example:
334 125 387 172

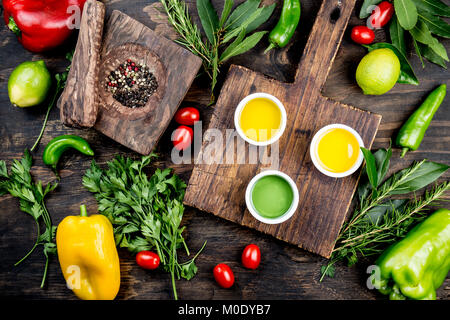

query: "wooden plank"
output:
94 10 202 155
184 0 382 258
58 0 105 127
0 0 448 300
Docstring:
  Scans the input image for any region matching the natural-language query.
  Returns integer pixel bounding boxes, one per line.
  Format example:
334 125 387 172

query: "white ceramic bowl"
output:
310 123 364 178
234 93 287 146
245 170 299 225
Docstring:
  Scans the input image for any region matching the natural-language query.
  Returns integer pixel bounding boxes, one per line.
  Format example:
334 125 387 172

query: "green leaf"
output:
427 38 449 61
418 11 450 38
412 0 450 17
363 199 408 225
122 224 140 234
394 0 419 30
0 160 7 178
359 0 383 19
389 161 449 195
418 42 448 68
196 0 220 45
219 0 234 27
222 7 264 43
361 148 378 190
413 37 427 70
410 20 449 60
365 42 419 85
390 15 407 56
245 3 275 34
409 18 435 43
374 147 392 185
180 260 198 280
220 30 267 62
320 264 336 278
44 242 57 257
225 0 260 30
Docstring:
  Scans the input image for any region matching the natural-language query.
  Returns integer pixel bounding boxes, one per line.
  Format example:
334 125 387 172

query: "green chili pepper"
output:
43 135 94 170
264 0 301 53
396 84 447 158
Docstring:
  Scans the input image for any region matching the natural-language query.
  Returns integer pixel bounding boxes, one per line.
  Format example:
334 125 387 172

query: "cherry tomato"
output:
136 251 160 270
172 125 193 151
368 1 394 29
241 244 261 269
174 107 200 126
350 26 375 45
213 263 235 288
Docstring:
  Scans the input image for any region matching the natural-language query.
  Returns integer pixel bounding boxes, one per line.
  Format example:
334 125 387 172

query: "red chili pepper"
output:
3 0 87 52
368 1 394 29
351 26 375 45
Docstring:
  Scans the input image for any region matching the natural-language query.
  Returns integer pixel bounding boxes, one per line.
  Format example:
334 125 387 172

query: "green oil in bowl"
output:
251 175 294 219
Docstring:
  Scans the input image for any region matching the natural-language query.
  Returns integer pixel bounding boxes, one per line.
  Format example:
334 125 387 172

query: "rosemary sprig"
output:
160 0 214 76
161 0 274 99
320 147 449 281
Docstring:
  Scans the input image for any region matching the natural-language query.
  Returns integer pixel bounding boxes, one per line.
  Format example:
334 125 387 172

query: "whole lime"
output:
356 48 400 95
8 60 52 107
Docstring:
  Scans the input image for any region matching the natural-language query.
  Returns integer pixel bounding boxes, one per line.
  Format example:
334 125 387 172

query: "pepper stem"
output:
7 16 21 37
400 147 409 158
264 43 276 54
80 205 88 217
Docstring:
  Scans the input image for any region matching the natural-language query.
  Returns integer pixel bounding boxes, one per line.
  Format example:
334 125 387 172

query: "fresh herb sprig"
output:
0 150 58 287
320 146 449 281
161 0 274 99
30 50 73 152
360 0 450 74
82 154 205 300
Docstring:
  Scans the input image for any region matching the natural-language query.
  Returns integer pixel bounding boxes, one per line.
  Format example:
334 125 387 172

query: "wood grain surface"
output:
58 0 105 127
0 0 448 300
184 0 381 258
94 10 202 155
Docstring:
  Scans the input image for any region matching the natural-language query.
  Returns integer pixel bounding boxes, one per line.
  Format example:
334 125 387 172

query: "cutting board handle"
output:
293 0 356 92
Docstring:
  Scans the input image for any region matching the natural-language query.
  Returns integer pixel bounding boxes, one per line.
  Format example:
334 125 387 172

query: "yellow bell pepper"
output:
56 205 121 300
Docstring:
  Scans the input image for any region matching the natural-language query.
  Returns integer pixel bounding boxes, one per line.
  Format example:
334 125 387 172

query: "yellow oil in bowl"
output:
239 98 282 142
317 128 360 173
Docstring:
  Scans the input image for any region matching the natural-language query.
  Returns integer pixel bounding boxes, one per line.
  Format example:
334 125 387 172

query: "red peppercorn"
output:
108 82 112 86
128 66 132 70
134 67 138 71
131 62 135 66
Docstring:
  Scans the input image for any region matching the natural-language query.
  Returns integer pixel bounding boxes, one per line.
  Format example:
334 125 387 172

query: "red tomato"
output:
136 251 160 270
350 26 375 45
213 263 235 288
174 107 200 126
369 1 394 29
241 244 261 269
172 125 193 151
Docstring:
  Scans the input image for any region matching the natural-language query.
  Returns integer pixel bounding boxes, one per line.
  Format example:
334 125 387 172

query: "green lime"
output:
356 48 400 95
8 60 52 107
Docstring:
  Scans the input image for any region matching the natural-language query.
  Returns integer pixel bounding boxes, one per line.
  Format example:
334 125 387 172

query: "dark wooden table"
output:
0 0 448 300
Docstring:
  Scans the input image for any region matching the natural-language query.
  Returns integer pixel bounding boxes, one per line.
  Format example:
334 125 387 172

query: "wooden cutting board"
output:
184 0 382 258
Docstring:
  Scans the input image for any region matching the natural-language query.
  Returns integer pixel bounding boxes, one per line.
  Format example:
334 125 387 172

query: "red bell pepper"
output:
3 0 87 52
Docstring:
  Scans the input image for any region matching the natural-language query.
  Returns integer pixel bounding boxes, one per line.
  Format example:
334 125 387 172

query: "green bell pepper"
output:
375 208 450 300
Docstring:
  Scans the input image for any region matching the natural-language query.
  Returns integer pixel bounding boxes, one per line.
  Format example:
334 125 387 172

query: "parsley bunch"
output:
0 150 58 288
83 154 205 300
